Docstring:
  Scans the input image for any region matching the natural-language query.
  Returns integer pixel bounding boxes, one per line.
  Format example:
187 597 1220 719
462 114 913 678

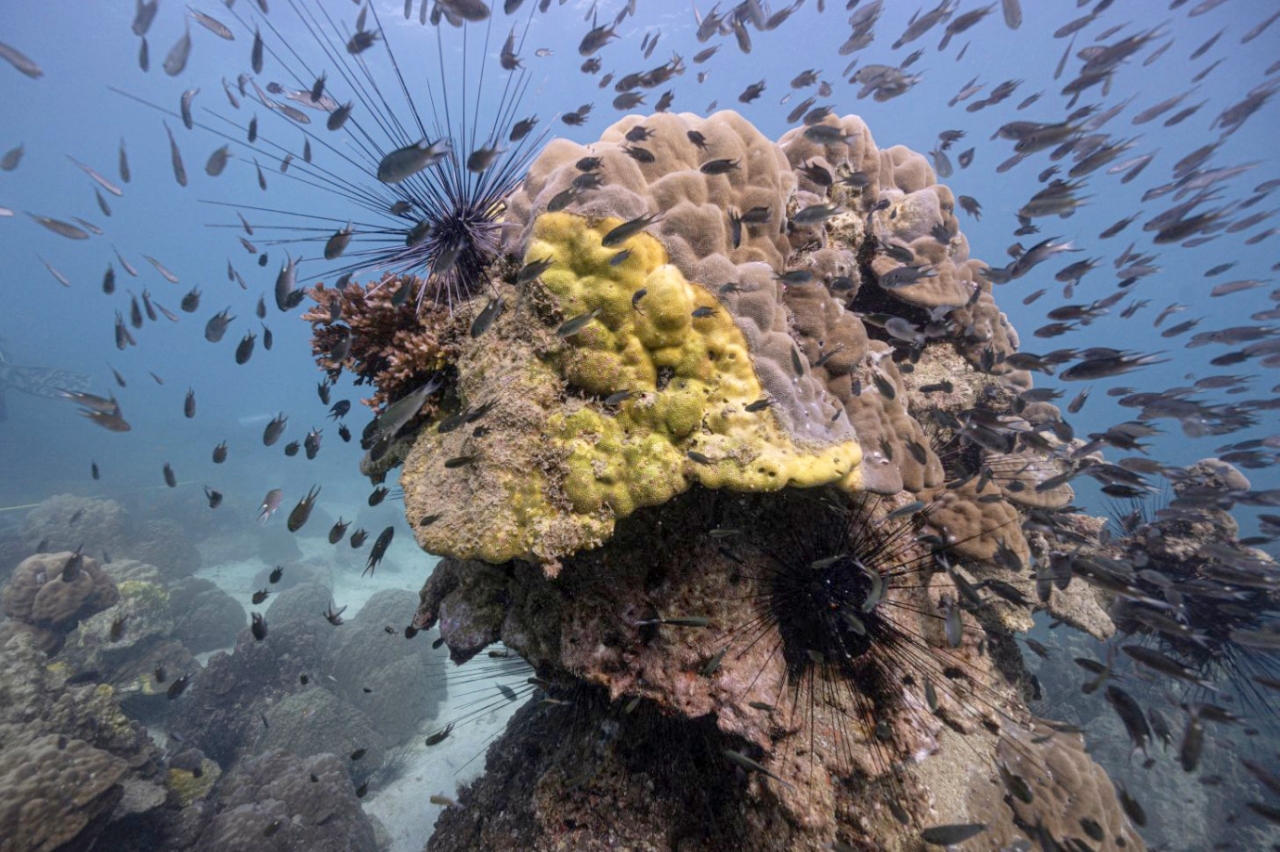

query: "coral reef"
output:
265 580 335 624
256 687 386 773
328 109 1143 849
963 721 1145 851
170 587 441 767
403 209 864 566
0 734 129 852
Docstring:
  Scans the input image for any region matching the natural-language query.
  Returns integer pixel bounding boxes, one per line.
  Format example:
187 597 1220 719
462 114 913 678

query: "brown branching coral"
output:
303 273 464 412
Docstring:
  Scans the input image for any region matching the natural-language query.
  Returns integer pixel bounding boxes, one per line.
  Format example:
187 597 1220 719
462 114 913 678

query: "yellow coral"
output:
534 212 861 521
407 211 862 566
167 759 220 806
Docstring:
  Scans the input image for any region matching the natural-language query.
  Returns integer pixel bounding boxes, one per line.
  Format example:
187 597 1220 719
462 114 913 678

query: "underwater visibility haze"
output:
1 0 1279 850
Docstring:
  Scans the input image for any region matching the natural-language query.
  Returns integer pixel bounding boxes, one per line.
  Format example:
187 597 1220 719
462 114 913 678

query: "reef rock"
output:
0 633 170 852
256 687 385 775
169 618 332 766
0 734 129 852
194 749 378 852
321 589 443 741
167 577 246 654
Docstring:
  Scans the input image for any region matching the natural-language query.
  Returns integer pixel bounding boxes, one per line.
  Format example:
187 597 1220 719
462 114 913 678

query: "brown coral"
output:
967 721 1146 851
2 552 118 652
0 734 129 852
304 273 464 412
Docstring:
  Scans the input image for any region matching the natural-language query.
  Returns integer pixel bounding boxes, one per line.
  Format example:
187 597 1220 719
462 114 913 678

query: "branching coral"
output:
304 274 464 412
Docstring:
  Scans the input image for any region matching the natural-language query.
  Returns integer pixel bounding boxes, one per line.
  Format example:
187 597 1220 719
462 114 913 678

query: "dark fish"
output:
286 485 321 532
274 254 303 312
634 616 710 628
1179 711 1204 772
602 213 661 247
163 121 187 186
205 308 235 342
700 158 740 175
329 518 351 545
721 749 793 790
269 566 283 583
425 722 455 746
163 462 177 488
189 8 234 40
205 145 230 177
557 307 603 337
920 824 987 846
367 376 444 450
376 138 452 184
212 441 228 463
258 488 284 522
26 213 88 241
251 27 264 74
163 24 192 76
166 673 191 699
363 524 391 578
263 412 288 446
350 528 369 548
1105 685 1152 757
251 612 267 641
61 546 85 583
470 296 504 338
368 486 389 506
304 427 321 459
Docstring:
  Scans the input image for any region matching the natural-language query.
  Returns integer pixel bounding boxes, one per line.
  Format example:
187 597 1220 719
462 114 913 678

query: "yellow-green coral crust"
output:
167 759 221 806
529 211 862 519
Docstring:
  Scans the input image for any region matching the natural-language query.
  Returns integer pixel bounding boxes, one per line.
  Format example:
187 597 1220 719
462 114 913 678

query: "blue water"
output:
1 1 1278 848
